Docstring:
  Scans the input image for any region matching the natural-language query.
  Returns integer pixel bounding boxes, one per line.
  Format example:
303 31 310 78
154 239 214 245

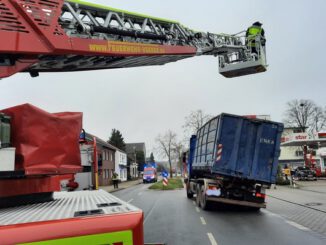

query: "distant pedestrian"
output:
112 172 119 189
283 164 290 181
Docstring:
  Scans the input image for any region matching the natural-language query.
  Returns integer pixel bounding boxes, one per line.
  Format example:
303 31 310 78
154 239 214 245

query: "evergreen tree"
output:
108 129 126 151
136 151 145 172
150 152 155 162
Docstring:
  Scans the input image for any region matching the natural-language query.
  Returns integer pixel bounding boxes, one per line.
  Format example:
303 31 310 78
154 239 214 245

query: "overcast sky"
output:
1 0 326 158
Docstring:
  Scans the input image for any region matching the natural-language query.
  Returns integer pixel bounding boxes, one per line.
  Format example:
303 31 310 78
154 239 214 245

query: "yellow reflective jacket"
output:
246 25 265 47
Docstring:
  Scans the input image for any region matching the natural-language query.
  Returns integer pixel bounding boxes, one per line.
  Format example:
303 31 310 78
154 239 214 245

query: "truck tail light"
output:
256 193 266 199
206 185 221 197
208 185 218 190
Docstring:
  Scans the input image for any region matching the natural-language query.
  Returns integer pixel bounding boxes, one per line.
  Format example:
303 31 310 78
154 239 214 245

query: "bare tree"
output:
283 99 326 135
183 109 213 136
172 141 185 177
311 106 326 133
155 130 177 177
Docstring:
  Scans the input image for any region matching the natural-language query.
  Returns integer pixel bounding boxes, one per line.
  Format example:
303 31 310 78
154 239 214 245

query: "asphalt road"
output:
112 184 326 245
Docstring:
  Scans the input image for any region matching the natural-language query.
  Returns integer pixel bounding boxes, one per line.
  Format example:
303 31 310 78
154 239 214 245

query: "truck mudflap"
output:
206 196 266 208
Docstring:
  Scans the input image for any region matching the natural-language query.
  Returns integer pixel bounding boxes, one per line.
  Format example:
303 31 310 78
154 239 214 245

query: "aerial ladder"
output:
0 0 267 79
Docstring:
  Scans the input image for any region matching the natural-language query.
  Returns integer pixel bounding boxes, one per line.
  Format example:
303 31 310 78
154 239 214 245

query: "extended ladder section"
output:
0 0 267 78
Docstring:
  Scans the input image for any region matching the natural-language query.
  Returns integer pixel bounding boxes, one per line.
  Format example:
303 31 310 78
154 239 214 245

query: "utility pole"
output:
133 146 137 178
300 103 309 167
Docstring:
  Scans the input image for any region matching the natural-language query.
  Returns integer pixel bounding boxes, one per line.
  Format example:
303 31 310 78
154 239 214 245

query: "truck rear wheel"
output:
196 185 201 207
187 191 193 199
186 184 193 199
200 185 211 210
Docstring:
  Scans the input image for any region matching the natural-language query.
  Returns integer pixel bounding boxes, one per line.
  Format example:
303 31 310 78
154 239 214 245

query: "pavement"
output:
99 178 142 193
266 179 326 237
296 179 326 194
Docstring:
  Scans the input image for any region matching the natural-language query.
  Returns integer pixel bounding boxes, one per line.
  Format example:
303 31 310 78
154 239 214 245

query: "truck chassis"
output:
186 178 267 210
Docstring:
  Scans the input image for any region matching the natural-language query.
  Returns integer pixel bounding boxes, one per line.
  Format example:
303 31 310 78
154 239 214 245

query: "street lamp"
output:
299 103 305 130
299 103 308 166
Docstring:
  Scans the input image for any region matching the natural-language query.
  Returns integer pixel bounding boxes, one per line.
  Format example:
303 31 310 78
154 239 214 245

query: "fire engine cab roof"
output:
0 190 140 226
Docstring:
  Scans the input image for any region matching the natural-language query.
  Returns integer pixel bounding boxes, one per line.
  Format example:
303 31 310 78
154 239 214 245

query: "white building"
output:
279 127 308 168
106 143 128 182
115 149 127 182
130 162 138 178
280 128 326 173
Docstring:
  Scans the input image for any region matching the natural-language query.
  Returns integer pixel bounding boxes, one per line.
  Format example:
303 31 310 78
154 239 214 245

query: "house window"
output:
102 151 108 160
103 169 107 179
295 151 303 157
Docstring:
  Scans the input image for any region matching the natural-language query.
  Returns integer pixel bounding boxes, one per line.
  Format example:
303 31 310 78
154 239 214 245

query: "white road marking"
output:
144 198 160 224
200 216 206 225
127 199 133 203
286 220 310 231
193 201 196 205
196 207 200 212
261 209 280 217
262 210 310 231
207 233 218 245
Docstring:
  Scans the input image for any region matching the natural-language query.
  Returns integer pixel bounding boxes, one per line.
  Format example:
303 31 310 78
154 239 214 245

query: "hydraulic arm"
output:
0 0 267 78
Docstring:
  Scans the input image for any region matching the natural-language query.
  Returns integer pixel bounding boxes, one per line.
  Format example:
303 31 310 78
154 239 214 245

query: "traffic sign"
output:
162 171 168 178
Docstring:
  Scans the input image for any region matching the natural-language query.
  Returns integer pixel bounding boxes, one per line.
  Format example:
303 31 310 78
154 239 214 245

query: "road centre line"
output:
200 216 206 225
196 207 200 212
127 199 133 203
207 233 218 245
193 201 196 205
144 197 161 224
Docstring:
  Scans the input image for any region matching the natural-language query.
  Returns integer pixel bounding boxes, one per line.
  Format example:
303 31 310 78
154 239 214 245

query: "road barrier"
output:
163 177 168 186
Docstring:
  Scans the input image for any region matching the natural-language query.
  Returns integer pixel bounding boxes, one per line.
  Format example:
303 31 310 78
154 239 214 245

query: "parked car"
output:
294 166 317 181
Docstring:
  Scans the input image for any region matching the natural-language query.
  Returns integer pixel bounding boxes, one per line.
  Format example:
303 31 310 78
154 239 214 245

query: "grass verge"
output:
149 178 184 190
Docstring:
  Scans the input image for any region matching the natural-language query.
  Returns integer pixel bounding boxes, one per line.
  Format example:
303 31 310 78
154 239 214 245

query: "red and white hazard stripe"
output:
216 144 223 161
163 177 168 186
